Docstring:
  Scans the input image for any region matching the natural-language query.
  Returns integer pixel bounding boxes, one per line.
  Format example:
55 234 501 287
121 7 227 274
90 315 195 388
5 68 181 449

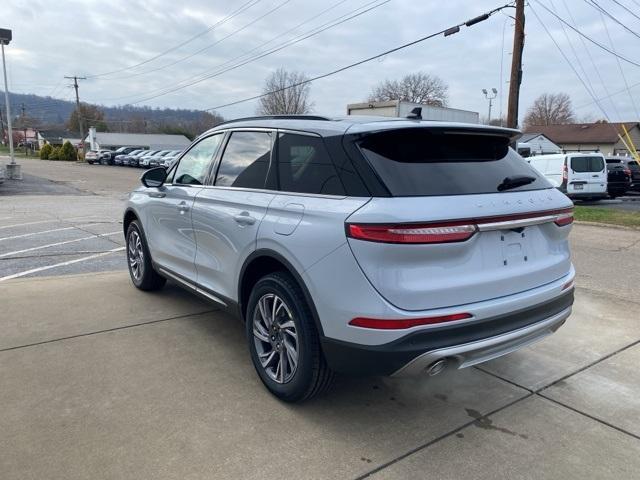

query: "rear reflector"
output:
347 223 477 244
349 313 472 330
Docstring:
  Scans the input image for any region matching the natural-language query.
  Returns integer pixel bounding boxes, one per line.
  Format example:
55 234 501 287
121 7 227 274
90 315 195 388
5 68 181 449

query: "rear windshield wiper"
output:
497 175 537 191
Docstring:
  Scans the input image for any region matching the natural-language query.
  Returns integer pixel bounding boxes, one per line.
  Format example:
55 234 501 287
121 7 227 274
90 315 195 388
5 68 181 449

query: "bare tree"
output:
368 72 449 106
523 93 575 127
257 68 313 115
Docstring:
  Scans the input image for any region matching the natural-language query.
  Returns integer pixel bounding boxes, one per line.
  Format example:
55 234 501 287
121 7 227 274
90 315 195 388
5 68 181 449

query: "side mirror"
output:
141 167 167 188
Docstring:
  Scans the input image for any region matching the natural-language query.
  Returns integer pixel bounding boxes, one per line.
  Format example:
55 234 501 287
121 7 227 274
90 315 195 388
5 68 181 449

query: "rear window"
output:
571 156 604 172
628 161 640 171
358 129 549 196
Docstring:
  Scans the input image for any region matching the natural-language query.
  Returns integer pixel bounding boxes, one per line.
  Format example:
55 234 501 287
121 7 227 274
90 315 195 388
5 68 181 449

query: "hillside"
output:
4 92 223 139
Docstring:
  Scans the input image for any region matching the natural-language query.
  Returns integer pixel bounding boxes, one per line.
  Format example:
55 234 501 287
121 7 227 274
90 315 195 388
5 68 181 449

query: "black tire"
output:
126 220 166 291
246 272 334 402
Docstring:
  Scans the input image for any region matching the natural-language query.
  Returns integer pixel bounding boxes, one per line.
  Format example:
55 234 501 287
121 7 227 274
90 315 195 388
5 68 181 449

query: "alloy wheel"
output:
127 230 144 281
252 293 299 384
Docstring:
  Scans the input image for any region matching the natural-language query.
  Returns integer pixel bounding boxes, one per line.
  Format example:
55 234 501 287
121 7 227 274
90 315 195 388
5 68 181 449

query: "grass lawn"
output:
0 144 39 160
574 205 640 228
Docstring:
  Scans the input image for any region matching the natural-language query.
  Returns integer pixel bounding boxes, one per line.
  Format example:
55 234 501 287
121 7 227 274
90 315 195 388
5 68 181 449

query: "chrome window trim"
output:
198 184 348 200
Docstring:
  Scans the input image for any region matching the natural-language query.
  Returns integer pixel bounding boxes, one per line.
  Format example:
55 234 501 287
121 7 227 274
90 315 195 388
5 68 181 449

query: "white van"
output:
528 152 607 200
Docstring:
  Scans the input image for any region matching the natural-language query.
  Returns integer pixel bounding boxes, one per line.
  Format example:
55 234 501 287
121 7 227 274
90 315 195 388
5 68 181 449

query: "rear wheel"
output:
246 272 334 402
126 220 166 291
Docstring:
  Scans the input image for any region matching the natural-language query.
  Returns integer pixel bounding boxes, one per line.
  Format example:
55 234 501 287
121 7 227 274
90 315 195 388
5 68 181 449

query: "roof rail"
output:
214 115 332 127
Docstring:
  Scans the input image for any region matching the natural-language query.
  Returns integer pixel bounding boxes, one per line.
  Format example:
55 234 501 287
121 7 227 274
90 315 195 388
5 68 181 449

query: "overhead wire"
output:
202 3 514 111
102 0 391 105
583 0 640 41
86 0 262 78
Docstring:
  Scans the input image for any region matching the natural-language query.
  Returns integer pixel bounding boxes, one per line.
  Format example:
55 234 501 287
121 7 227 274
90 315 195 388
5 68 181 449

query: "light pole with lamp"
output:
1 27 20 180
482 88 498 125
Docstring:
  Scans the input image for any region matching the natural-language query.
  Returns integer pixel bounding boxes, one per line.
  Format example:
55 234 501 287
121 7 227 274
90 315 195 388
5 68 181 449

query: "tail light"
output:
346 223 477 244
553 210 574 226
349 313 472 330
562 163 568 182
347 208 575 244
624 168 632 176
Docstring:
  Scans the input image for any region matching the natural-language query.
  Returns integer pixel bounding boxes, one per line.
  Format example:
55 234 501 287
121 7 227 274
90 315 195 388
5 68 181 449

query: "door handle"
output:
234 212 256 225
148 191 166 198
177 201 190 214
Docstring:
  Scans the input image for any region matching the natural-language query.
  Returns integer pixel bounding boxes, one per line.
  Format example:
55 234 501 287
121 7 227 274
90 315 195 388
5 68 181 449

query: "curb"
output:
574 220 640 231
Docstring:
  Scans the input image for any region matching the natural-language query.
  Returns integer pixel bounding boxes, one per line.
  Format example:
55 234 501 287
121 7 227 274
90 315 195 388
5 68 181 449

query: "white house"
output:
85 128 191 151
519 133 562 155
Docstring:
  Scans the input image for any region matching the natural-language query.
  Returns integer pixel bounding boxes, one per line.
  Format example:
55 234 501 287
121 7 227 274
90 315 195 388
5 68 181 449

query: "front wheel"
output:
246 272 334 402
126 220 166 291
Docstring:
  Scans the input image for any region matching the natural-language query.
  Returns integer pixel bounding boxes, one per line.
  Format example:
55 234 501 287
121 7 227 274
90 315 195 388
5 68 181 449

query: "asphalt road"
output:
1 156 640 479
578 194 640 211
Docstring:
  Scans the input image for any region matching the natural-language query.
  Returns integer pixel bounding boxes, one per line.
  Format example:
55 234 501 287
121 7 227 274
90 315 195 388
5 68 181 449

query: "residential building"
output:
518 133 562 155
524 122 640 156
85 128 191 151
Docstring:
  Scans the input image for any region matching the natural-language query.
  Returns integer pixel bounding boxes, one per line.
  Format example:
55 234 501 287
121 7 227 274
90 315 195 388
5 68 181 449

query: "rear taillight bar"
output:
346 207 574 244
349 313 472 330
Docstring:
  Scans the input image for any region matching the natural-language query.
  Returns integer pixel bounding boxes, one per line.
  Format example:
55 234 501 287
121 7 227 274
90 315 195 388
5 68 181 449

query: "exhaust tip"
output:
426 358 448 376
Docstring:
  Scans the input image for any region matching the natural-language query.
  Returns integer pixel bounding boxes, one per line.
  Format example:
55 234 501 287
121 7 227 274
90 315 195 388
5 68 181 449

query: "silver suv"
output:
123 115 575 402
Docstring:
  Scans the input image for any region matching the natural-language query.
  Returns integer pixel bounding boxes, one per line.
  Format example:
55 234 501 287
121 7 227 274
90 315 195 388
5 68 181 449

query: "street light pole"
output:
482 88 498 124
1 40 14 165
1 27 20 179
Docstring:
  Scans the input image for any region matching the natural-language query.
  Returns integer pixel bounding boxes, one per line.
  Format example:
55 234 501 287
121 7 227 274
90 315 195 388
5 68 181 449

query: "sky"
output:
2 0 640 124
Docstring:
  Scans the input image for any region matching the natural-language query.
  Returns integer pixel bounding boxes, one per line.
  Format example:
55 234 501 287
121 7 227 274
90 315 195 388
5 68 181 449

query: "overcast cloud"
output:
3 0 640 123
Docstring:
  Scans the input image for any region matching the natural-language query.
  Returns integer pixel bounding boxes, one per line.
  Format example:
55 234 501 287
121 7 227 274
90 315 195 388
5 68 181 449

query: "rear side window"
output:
215 131 271 188
571 156 605 172
628 161 639 172
276 133 345 195
358 128 549 196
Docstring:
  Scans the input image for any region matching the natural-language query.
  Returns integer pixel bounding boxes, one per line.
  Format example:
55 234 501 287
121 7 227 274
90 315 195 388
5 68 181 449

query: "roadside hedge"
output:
59 141 77 161
49 146 61 161
40 143 53 160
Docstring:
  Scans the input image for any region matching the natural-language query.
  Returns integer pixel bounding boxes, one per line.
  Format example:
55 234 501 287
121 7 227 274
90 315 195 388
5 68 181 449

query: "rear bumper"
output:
568 192 607 199
320 289 574 377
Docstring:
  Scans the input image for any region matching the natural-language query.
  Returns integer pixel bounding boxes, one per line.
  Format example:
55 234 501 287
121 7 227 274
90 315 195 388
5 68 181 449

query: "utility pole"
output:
0 108 5 145
506 0 525 129
21 102 27 155
64 75 86 160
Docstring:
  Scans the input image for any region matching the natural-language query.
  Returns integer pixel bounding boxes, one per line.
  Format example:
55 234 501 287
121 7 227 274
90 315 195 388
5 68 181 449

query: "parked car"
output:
116 149 145 166
123 116 575 402
528 152 607 201
605 157 632 198
103 146 146 165
139 150 171 168
626 158 640 191
85 150 100 164
0 164 4 184
160 150 182 169
127 150 156 167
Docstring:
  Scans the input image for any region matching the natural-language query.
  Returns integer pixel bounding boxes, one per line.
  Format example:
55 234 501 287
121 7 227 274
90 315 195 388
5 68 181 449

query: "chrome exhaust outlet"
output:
426 358 448 376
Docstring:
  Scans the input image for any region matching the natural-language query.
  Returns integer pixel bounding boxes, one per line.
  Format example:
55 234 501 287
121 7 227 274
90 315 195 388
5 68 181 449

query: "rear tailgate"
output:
345 126 573 311
346 192 573 310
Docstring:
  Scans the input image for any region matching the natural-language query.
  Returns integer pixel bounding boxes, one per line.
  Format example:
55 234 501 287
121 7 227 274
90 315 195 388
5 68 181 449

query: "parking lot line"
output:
0 231 123 258
0 247 125 282
0 219 57 230
0 226 75 242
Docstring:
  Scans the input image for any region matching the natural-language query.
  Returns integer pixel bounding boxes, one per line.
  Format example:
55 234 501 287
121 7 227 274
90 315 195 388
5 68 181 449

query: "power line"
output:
533 1 640 67
528 2 612 121
608 0 640 22
103 0 293 81
86 0 262 79
117 0 392 106
583 0 640 41
204 3 513 111
596 5 640 119
574 79 640 109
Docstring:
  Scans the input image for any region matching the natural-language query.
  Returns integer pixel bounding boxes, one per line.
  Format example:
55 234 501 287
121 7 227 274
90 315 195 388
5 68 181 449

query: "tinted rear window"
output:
358 129 549 196
571 156 604 172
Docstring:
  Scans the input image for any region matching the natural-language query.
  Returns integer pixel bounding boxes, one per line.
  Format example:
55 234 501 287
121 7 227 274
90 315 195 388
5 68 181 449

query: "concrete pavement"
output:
1 156 640 479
